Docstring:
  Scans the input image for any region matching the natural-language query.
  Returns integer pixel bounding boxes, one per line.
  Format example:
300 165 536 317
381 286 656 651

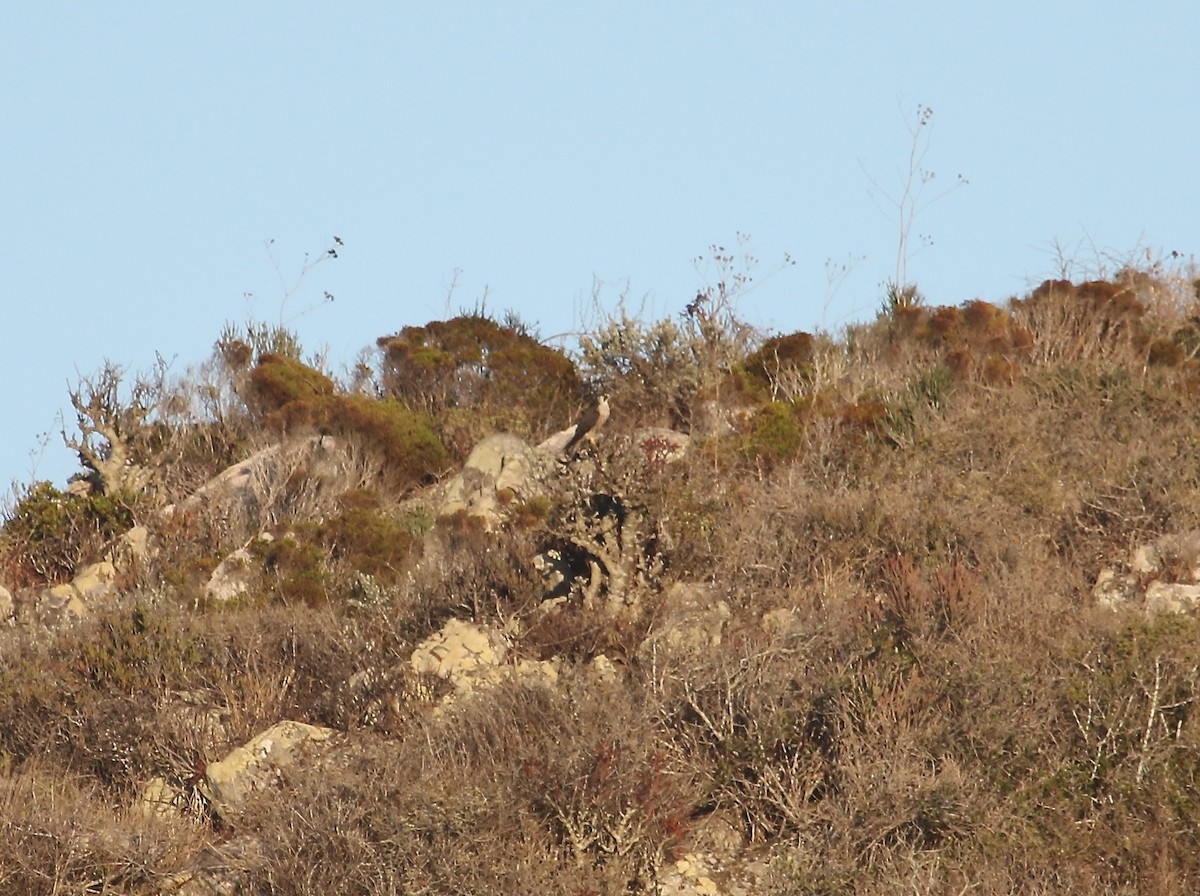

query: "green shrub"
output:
740 401 804 463
247 352 449 491
0 482 137 585
249 534 329 606
328 394 448 488
247 352 335 415
317 504 417 584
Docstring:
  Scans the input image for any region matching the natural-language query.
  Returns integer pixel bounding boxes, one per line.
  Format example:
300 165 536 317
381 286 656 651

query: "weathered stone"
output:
410 618 560 707
464 656 560 696
537 426 583 455
658 852 722 896
169 439 320 514
202 721 333 817
1093 568 1138 611
1131 531 1200 582
1131 545 1161 577
439 433 550 529
72 560 117 601
109 524 150 569
588 653 621 686
205 546 257 602
1144 581 1200 615
410 618 505 686
139 776 180 818
35 583 87 625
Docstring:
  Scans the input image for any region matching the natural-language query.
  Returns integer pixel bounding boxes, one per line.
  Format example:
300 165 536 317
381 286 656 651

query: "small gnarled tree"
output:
63 360 162 495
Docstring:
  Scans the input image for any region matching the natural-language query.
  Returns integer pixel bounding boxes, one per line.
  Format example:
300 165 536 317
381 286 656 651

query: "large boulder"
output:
201 720 334 818
1095 529 1200 615
439 433 552 529
33 559 119 626
204 545 259 603
410 617 558 705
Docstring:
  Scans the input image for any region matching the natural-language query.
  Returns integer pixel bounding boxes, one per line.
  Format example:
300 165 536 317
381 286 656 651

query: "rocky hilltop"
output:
3 268 1200 894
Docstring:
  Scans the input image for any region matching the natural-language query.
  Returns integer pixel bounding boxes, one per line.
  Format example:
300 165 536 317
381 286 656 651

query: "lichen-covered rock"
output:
1097 530 1200 615
28 540 145 629
1093 568 1138 611
658 852 721 895
33 559 119 626
109 523 150 569
1132 530 1200 581
139 776 181 819
410 618 506 685
35 583 87 624
71 560 117 600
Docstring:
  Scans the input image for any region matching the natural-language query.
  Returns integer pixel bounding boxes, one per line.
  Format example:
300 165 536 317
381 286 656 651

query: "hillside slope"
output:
2 269 1200 894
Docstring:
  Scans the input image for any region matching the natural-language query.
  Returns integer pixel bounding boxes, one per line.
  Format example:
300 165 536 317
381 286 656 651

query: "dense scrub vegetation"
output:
2 260 1200 894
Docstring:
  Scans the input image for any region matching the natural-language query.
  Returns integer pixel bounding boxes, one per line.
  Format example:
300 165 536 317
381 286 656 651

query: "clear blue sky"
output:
3 2 1197 493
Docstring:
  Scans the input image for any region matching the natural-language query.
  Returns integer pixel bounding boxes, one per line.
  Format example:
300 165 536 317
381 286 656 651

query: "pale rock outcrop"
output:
410 617 558 704
1145 581 1200 615
204 545 260 603
587 653 622 686
540 426 690 464
1093 567 1138 611
410 617 506 686
35 583 88 625
164 436 342 516
28 527 152 628
201 720 334 818
659 853 722 896
109 523 150 568
72 560 117 600
655 838 773 896
1095 529 1200 615
140 776 186 819
439 433 552 529
538 426 582 455
34 559 118 626
1132 530 1200 580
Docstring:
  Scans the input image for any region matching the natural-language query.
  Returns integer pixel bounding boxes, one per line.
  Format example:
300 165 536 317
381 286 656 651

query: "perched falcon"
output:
563 394 610 454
